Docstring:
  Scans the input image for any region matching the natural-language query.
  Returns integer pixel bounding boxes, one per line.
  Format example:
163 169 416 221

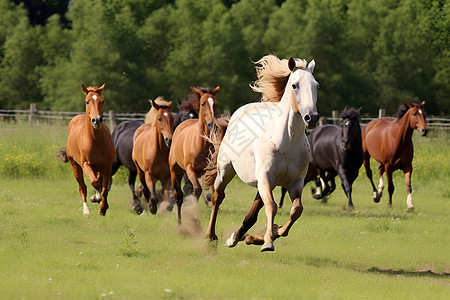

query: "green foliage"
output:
0 0 448 115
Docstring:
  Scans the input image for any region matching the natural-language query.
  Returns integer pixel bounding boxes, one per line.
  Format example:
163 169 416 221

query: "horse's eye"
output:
86 101 90 105
292 84 297 89
158 118 162 122
201 103 205 107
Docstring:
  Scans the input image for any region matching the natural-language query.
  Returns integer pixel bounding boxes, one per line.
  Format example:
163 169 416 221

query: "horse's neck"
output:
391 111 414 145
84 114 104 141
152 122 165 148
273 90 305 144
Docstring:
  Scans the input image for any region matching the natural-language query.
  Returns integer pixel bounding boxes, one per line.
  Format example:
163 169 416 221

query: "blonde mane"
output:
145 96 172 124
250 54 307 102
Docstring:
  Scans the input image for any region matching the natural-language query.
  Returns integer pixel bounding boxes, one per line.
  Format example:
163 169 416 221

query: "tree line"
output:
0 0 448 117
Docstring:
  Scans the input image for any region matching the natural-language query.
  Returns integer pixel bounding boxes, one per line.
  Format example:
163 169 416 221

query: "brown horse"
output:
132 100 174 214
169 86 220 223
59 84 115 216
362 101 427 210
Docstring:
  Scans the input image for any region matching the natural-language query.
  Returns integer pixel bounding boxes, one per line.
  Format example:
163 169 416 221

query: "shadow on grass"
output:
367 266 450 278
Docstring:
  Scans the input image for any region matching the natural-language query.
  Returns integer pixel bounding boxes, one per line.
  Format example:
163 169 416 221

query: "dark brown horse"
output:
169 86 219 224
362 101 427 210
57 84 115 216
132 101 174 214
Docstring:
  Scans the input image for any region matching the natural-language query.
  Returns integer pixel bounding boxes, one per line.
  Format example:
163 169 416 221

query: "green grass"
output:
0 122 449 299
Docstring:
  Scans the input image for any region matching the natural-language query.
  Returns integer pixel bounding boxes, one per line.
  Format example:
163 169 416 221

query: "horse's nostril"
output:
304 115 311 122
99 117 103 123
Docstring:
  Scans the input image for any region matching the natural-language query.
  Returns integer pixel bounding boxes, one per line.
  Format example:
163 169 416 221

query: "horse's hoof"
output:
149 206 157 215
225 233 238 248
134 206 143 215
260 243 274 252
407 206 415 212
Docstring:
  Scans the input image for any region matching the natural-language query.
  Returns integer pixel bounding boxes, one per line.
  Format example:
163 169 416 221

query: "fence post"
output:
29 103 36 125
378 108 386 118
332 110 339 125
319 116 327 126
109 110 116 131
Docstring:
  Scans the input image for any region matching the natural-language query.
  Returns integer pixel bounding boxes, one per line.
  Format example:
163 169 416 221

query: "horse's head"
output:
288 57 320 129
340 108 362 150
82 83 105 129
407 101 427 136
152 100 174 147
195 86 219 131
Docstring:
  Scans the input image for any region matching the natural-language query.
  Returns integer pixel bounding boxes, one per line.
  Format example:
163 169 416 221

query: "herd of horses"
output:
57 54 428 252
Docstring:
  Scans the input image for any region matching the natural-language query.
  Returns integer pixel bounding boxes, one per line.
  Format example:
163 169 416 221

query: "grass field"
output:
0 122 449 299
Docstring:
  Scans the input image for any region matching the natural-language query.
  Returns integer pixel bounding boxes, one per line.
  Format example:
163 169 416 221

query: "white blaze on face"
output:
93 95 98 101
163 112 169 117
208 97 215 116
418 109 422 114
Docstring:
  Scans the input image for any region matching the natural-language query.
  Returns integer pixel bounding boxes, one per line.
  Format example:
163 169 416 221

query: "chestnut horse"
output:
132 101 174 214
58 84 115 216
362 101 427 210
169 86 220 223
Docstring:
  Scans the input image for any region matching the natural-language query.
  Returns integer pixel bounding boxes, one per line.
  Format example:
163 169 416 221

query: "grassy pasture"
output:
0 122 449 299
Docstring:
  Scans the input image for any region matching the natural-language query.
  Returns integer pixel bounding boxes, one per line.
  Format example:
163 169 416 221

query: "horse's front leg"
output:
145 171 158 214
226 192 264 247
275 180 304 239
403 165 414 211
169 163 184 224
255 180 277 252
363 152 380 202
384 164 394 208
99 172 111 216
128 170 143 214
69 159 89 216
161 179 174 212
82 161 101 190
338 168 354 209
185 164 202 201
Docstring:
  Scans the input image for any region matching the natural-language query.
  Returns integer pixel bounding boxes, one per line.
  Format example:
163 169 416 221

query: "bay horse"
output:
168 86 220 224
203 54 319 251
111 97 172 214
57 84 115 216
362 101 427 210
132 100 174 214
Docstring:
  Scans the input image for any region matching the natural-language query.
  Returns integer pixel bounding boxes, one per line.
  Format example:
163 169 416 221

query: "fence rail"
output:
1 104 449 131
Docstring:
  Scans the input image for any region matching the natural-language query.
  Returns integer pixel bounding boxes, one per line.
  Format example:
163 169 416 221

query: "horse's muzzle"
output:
305 112 320 129
165 137 172 148
91 115 103 129
419 127 428 136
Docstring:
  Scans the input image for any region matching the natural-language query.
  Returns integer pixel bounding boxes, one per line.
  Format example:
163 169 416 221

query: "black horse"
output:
279 108 363 209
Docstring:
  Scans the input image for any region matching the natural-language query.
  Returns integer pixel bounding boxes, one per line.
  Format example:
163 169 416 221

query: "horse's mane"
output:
250 54 307 102
397 104 409 119
178 86 215 111
340 108 361 121
145 96 171 124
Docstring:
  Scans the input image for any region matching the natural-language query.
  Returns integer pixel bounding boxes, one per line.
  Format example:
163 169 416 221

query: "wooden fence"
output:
1 103 449 132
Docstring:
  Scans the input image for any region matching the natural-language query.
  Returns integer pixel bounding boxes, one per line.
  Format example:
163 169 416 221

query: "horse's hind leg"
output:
278 187 287 208
128 170 143 214
136 166 151 211
170 164 185 224
226 192 264 247
69 159 89 216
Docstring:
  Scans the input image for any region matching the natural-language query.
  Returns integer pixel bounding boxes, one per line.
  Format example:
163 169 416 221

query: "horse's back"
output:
170 118 198 168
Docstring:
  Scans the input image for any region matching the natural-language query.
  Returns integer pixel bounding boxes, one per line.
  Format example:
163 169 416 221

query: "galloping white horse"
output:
204 54 319 251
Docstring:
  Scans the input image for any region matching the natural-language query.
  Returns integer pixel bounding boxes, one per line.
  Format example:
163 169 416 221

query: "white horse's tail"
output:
199 117 229 189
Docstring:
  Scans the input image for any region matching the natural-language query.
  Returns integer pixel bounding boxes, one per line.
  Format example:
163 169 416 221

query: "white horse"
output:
204 54 319 252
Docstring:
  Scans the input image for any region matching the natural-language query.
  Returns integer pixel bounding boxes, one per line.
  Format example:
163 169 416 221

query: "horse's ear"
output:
288 57 296 72
407 101 413 108
151 100 160 110
308 60 316 73
81 84 89 95
168 101 173 109
212 86 220 96
194 88 204 96
97 83 105 94
420 100 426 107
358 107 362 113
